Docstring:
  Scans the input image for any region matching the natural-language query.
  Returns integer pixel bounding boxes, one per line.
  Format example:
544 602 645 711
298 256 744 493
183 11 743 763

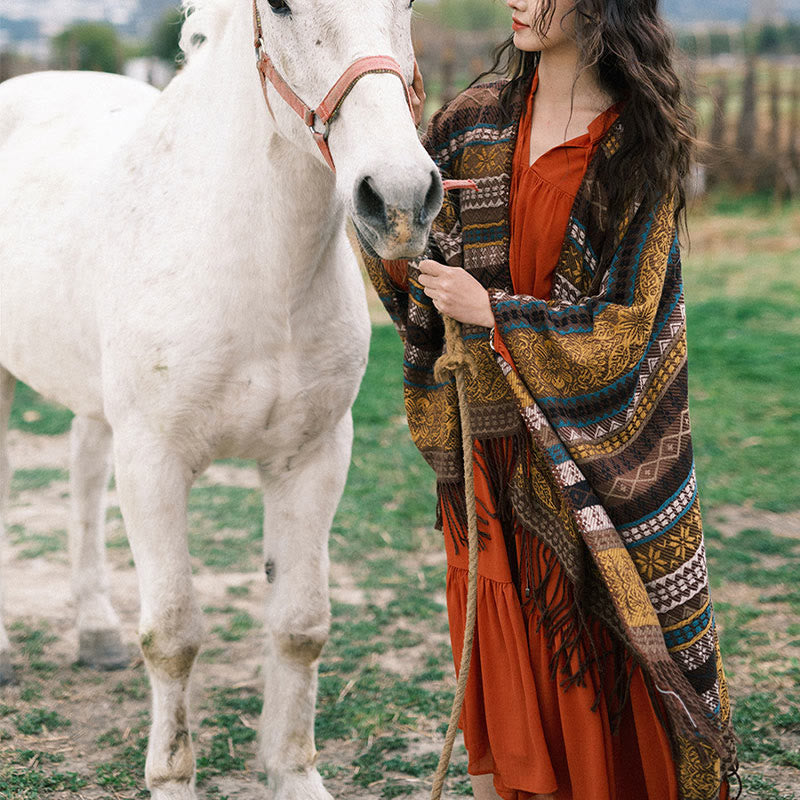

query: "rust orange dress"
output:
443 73 689 800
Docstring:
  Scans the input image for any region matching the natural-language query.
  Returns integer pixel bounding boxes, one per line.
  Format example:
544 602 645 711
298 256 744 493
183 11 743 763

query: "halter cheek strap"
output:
253 0 414 171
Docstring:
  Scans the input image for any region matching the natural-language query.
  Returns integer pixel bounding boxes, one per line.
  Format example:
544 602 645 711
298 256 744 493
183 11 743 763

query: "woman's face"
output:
506 0 577 52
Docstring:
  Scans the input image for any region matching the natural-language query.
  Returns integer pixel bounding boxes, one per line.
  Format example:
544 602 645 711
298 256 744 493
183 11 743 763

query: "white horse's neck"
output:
142 2 343 306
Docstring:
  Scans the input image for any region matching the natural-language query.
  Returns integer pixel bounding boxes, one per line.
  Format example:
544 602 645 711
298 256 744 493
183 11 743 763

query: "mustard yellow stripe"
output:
667 616 712 653
464 240 507 251
571 336 686 460
465 221 507 230
662 597 710 633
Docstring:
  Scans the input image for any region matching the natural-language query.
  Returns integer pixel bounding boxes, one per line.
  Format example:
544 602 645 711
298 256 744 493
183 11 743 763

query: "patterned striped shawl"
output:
359 81 737 800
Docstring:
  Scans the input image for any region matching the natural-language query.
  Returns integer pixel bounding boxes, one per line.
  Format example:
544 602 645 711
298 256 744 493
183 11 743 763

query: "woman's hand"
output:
418 259 495 328
410 61 426 127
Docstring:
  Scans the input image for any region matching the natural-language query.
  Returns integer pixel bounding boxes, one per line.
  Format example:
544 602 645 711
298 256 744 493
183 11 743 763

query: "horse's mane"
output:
180 0 237 62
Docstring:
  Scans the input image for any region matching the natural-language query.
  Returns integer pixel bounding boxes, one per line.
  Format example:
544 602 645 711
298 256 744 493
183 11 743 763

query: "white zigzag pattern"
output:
556 460 584 486
646 541 707 614
619 471 697 544
462 175 508 212
699 685 722 715
673 632 716 672
576 504 611 533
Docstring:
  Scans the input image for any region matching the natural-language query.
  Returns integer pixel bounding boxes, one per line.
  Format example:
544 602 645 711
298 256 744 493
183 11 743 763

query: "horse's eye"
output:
267 0 291 16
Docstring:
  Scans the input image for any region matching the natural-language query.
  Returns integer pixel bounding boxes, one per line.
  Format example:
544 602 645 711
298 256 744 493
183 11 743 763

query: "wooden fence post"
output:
789 67 800 164
440 43 456 106
709 78 730 150
767 67 781 155
706 77 730 187
735 57 758 155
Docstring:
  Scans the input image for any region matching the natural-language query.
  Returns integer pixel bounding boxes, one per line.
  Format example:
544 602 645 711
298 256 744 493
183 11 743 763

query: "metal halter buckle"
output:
304 110 329 139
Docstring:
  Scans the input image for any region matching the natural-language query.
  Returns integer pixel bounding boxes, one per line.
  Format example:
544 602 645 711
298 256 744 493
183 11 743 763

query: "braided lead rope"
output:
430 316 480 800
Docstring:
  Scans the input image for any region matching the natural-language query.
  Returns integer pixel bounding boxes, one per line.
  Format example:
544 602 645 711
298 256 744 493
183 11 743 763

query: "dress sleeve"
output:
489 194 680 403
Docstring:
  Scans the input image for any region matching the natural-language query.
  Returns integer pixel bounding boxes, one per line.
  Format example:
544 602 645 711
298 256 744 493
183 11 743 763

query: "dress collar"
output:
528 67 623 148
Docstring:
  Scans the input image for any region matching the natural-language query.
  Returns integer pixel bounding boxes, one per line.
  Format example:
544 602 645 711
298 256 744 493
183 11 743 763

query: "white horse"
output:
0 0 441 796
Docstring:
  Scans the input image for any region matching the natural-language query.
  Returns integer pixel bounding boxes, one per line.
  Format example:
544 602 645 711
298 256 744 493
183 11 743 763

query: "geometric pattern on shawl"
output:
359 80 737 800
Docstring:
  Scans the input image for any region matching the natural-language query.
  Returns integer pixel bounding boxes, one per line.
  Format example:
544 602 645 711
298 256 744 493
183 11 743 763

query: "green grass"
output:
187 485 263 571
735 691 800 768
94 734 148 791
0 748 86 799
687 298 800 511
7 382 73 436
705 527 800 589
331 327 436 566
681 198 800 503
15 709 71 735
211 610 259 642
10 468 68 492
714 603 769 657
8 525 67 560
110 674 149 703
10 622 57 660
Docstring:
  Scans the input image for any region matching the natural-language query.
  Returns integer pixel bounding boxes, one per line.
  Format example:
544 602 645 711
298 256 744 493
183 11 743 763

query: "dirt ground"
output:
1 428 457 800
3 428 800 798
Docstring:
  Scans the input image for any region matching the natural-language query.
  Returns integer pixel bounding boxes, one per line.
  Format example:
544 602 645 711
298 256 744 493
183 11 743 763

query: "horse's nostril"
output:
420 168 444 226
354 175 387 229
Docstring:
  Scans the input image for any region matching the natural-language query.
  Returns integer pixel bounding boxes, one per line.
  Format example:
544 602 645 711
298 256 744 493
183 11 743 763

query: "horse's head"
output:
254 0 443 259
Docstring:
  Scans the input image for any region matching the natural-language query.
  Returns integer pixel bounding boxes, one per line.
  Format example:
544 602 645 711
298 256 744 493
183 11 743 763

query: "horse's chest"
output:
214 328 368 461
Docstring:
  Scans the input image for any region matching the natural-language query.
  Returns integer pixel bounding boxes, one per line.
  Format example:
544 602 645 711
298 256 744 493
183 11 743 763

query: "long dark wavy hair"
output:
480 0 696 234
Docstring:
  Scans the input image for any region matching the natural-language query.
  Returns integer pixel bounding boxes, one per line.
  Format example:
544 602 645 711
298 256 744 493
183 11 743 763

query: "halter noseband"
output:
253 0 414 171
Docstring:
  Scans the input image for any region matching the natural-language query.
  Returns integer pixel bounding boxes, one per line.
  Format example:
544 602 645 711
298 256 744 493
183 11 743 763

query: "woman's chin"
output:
512 29 542 52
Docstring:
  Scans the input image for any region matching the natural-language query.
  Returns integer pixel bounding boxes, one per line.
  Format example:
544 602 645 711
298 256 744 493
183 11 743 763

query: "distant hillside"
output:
662 0 800 24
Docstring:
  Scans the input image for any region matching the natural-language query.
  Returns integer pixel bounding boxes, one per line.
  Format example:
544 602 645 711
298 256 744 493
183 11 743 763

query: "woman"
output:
360 0 738 798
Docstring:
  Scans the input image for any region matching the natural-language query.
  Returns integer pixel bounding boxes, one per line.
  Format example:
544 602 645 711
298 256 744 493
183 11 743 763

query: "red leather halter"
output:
253 0 414 171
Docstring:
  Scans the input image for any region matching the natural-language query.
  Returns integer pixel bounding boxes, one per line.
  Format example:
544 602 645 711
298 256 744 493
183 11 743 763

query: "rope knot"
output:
434 316 477 383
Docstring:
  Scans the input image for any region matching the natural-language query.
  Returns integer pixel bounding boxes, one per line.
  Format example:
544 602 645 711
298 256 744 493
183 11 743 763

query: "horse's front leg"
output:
258 415 354 800
113 426 204 800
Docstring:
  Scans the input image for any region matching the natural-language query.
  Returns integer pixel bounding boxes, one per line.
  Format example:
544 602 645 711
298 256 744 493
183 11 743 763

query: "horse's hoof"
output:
273 771 334 800
0 653 17 686
149 781 196 800
77 629 130 670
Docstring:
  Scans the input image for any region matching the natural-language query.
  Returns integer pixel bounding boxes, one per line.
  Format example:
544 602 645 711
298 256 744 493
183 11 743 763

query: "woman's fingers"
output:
418 258 447 276
411 61 426 127
419 261 458 306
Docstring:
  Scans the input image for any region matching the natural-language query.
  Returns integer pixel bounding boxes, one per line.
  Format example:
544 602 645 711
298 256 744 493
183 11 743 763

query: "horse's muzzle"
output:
352 168 443 260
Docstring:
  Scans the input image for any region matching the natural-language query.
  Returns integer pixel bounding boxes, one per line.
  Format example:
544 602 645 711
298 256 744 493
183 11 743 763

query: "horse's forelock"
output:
179 0 237 62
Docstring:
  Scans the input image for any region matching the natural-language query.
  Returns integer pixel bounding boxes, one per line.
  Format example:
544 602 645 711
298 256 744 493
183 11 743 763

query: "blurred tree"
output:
708 30 733 56
52 22 123 73
778 22 800 53
756 23 782 53
678 32 699 58
150 6 184 65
